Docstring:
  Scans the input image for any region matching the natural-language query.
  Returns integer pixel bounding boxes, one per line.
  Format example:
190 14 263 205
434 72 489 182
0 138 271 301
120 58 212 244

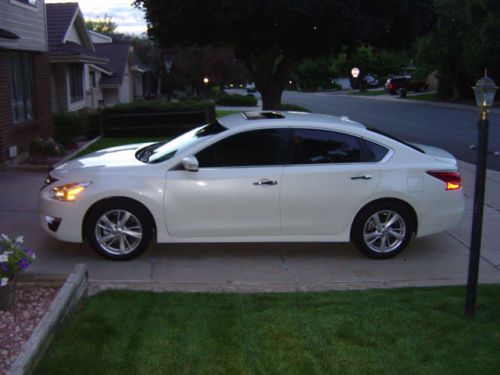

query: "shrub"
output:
53 112 88 146
29 138 66 157
103 100 215 114
215 94 258 107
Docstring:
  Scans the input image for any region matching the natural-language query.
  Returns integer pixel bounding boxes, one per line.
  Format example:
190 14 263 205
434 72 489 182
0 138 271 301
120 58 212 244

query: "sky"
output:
46 0 147 34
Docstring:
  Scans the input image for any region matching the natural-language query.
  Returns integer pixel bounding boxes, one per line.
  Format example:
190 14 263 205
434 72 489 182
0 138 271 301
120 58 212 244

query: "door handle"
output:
350 175 372 180
253 178 278 186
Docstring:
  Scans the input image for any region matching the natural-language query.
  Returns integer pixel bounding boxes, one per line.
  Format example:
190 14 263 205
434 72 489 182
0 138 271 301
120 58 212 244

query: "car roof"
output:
218 111 366 130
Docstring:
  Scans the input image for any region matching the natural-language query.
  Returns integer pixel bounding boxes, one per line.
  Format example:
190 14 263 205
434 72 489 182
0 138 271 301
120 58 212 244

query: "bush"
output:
29 138 66 157
103 100 215 114
279 104 311 112
215 94 258 107
53 112 88 146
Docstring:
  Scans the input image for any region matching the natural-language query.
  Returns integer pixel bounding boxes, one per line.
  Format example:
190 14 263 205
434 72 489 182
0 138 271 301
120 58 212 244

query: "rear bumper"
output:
416 190 465 237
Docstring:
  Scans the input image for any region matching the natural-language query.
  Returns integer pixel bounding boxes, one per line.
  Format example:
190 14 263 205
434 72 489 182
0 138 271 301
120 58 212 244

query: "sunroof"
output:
242 111 285 120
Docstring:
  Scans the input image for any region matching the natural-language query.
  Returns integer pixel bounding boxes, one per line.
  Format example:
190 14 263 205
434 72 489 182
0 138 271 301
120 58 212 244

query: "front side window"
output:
11 52 33 123
69 64 84 102
196 129 285 168
291 129 361 164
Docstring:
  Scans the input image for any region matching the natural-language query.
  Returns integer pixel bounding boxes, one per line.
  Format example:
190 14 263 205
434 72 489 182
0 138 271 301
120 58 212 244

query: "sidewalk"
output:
1 160 499 292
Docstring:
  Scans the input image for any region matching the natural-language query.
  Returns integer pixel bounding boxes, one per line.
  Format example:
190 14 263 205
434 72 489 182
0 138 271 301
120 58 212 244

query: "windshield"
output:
135 121 227 164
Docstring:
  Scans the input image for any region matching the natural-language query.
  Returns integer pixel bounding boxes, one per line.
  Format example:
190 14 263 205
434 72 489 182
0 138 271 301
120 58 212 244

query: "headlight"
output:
41 175 58 190
50 182 92 202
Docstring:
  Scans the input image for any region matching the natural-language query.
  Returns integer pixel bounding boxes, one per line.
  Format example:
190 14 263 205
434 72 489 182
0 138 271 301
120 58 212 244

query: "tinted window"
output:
291 129 361 164
365 140 389 162
196 129 284 167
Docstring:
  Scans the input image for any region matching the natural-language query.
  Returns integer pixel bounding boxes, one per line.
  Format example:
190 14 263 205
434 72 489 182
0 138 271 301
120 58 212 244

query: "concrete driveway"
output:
1 161 499 292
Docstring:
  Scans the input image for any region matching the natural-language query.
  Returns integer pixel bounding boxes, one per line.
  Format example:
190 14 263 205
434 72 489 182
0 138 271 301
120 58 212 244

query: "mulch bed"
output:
0 285 59 375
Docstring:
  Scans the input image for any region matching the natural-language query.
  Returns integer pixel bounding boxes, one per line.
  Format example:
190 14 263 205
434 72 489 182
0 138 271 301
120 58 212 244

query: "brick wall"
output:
0 50 53 164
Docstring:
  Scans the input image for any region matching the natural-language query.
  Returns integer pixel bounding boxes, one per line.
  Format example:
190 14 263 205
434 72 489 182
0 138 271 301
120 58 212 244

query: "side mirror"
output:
182 155 199 172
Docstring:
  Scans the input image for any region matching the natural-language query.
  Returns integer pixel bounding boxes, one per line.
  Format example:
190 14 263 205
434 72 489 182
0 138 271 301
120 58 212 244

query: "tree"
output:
134 0 436 109
291 57 333 91
85 14 118 34
416 0 500 99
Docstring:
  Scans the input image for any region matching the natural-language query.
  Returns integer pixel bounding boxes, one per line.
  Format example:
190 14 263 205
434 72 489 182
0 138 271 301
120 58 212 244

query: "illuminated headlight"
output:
50 182 92 202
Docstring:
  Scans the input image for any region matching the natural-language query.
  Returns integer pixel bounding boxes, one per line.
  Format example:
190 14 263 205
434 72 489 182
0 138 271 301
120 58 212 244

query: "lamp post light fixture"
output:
465 70 498 317
351 67 360 93
163 53 173 101
203 77 210 85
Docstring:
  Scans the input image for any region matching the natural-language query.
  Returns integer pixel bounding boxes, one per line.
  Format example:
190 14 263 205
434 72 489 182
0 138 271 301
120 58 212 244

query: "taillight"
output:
427 171 462 191
387 83 393 89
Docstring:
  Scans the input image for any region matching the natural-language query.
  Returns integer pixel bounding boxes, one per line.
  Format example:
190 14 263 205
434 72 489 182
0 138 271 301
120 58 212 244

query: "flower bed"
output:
0 285 59 375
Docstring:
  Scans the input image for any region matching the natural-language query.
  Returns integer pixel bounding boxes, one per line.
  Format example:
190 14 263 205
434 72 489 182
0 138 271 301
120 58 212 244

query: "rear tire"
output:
351 201 413 259
85 199 153 260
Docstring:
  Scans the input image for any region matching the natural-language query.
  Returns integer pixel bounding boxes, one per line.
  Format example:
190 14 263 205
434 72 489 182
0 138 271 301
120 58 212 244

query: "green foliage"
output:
215 94 257 107
53 112 88 146
36 286 500 374
29 138 66 157
0 234 35 284
102 100 215 114
329 45 409 81
85 14 117 34
291 57 333 91
415 0 500 99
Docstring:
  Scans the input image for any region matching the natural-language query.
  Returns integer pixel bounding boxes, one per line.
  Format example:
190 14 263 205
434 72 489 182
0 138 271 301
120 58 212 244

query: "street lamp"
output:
351 67 360 93
163 53 173 101
465 70 498 317
203 77 210 98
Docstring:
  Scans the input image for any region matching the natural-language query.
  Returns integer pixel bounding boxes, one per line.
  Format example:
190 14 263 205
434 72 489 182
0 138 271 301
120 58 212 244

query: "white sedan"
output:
38 111 465 260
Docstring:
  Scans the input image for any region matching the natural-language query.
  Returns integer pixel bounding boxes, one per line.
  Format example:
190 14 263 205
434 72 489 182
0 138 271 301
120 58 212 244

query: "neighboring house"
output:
46 3 142 112
0 0 53 165
90 31 143 106
46 2 108 112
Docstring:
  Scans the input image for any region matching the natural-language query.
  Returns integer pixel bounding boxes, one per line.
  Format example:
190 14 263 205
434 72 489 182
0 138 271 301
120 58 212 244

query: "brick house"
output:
0 0 53 165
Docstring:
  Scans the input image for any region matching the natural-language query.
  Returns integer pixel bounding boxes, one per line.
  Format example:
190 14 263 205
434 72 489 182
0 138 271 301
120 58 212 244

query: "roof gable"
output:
95 43 132 86
46 2 94 51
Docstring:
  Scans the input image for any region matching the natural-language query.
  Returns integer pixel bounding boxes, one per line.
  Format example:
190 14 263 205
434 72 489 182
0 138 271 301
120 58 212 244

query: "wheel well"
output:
352 198 418 236
82 197 157 241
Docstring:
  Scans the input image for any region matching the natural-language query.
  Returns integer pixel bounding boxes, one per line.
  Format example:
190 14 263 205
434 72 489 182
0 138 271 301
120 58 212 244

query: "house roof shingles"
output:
46 3 100 61
95 43 131 86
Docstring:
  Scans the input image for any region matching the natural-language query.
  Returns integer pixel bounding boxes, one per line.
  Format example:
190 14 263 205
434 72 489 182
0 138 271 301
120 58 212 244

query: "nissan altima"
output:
38 111 465 260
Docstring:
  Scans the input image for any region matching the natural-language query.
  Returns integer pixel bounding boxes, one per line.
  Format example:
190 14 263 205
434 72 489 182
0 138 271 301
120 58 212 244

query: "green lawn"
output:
405 93 439 101
353 89 386 96
36 286 500 374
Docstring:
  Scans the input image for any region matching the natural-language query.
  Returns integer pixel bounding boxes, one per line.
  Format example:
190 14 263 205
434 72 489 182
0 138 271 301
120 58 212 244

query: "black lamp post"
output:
465 71 498 317
164 52 173 101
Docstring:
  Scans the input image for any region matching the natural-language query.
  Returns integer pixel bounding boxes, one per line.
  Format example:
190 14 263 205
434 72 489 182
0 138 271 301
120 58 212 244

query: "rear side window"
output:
196 129 285 167
290 129 361 164
365 140 389 162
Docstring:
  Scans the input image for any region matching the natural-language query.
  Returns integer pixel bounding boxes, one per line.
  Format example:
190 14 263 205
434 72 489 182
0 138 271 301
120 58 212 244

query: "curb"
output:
8 264 88 375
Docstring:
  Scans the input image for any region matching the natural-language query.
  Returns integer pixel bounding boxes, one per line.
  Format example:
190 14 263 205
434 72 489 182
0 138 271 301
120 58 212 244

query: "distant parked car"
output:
245 82 256 93
363 74 379 88
385 76 428 95
39 111 464 260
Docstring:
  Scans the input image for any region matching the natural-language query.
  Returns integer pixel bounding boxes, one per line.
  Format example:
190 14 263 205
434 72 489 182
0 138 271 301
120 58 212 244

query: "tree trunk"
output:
260 82 283 110
249 52 293 111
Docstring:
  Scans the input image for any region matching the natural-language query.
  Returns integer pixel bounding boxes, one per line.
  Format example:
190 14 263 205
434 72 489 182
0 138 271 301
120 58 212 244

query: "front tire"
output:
351 202 413 259
85 199 153 260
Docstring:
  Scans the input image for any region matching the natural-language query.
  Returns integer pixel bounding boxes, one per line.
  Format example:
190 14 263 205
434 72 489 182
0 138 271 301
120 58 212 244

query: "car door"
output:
281 128 381 236
165 128 286 238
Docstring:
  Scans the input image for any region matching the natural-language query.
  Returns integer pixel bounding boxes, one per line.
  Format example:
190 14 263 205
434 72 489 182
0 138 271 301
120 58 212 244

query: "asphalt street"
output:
280 90 500 171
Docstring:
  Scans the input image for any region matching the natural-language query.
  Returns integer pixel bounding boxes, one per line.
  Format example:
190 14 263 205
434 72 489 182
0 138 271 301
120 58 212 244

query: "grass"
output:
404 92 440 102
36 286 500 374
353 89 386 96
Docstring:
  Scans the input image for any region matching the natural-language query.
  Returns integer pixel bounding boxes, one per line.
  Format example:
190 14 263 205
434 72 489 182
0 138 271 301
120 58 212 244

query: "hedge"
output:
215 94 258 107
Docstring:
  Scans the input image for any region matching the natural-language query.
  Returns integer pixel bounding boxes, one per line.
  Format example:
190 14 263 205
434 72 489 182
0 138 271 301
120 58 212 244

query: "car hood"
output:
410 143 457 166
51 143 151 178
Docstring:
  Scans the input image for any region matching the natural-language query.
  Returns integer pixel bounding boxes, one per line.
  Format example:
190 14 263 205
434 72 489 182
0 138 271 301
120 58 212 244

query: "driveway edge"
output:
8 264 88 375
